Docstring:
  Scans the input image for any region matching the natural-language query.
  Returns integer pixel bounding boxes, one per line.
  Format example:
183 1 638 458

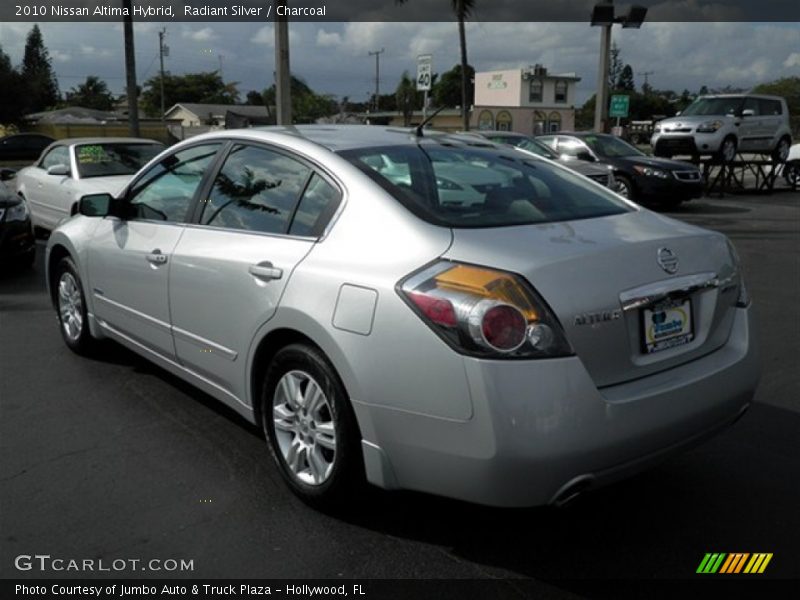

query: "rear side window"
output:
201 144 311 235
289 174 341 237
341 144 631 228
758 99 782 116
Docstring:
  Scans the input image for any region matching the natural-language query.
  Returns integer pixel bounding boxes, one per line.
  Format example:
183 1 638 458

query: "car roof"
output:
698 93 784 100
52 137 164 147
194 125 509 153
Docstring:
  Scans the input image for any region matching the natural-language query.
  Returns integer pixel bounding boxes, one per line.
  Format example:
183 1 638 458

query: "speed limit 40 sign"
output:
417 54 432 91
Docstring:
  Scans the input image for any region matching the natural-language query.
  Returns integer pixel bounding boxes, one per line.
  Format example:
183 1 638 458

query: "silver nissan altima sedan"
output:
45 125 759 508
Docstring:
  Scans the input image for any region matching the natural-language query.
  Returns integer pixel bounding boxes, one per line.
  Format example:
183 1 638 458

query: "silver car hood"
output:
444 209 739 387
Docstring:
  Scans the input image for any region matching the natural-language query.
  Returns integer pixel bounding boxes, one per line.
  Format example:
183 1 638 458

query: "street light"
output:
591 1 647 132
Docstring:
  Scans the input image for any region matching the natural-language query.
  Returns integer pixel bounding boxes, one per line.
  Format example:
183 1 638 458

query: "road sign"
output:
416 54 432 92
609 94 630 118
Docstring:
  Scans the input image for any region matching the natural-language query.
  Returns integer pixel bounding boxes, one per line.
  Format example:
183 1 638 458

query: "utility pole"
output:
158 28 168 121
594 22 612 133
122 0 139 137
275 14 291 125
639 70 654 91
368 48 384 111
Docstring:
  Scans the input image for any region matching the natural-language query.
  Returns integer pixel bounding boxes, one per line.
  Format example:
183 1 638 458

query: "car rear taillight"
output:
399 261 573 359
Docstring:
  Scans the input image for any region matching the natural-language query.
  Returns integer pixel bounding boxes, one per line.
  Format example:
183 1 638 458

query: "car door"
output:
737 97 762 151
169 142 342 405
758 98 783 151
87 142 223 360
24 145 71 230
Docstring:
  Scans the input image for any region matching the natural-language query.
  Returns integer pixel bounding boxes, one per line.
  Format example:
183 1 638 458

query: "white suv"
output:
651 94 792 163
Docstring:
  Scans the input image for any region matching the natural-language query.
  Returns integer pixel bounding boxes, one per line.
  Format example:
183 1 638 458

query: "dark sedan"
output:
464 131 616 189
537 133 704 207
0 133 56 162
0 177 35 268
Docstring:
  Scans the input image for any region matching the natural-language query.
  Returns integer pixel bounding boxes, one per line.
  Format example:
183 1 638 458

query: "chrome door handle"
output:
249 262 283 281
146 250 168 265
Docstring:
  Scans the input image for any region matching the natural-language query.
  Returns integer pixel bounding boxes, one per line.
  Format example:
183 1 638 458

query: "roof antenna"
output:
415 105 446 137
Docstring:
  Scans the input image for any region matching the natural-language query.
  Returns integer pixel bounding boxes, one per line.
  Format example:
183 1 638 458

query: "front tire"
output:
718 136 737 163
55 257 97 355
614 174 635 200
262 343 363 509
784 161 800 186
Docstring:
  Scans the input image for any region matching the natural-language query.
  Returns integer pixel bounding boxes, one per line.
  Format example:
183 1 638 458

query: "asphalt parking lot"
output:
1 190 798 597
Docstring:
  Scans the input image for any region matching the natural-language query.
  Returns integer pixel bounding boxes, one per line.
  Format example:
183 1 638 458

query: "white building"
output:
472 65 580 135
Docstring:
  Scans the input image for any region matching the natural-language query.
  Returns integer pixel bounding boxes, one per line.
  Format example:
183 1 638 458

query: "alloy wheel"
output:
58 272 83 342
722 138 737 162
272 370 337 486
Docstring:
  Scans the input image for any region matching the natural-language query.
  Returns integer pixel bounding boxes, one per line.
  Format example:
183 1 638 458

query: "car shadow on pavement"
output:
336 401 800 584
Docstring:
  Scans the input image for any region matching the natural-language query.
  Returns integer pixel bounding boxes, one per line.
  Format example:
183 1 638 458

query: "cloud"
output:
316 29 341 47
182 27 218 42
251 25 274 46
50 49 71 63
784 52 800 68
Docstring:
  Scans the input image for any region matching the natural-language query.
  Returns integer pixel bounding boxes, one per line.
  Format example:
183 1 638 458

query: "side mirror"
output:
741 109 755 117
79 193 113 217
46 164 70 176
0 168 16 181
576 151 595 162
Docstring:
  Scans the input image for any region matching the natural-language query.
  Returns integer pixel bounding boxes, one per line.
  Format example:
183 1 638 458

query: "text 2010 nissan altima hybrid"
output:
45 126 759 508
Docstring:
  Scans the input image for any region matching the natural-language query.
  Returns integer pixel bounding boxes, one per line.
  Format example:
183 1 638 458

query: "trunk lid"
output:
444 209 740 387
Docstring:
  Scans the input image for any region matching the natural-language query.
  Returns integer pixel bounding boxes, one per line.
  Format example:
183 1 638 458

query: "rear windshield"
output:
76 143 164 178
340 144 632 228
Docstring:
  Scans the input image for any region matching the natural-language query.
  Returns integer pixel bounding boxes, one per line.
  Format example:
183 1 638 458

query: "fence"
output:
25 122 174 144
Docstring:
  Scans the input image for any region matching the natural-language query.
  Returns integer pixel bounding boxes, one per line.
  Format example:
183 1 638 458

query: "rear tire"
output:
772 137 791 163
261 343 363 510
54 257 97 355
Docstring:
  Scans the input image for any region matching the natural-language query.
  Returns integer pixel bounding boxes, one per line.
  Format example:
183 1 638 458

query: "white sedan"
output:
16 137 164 231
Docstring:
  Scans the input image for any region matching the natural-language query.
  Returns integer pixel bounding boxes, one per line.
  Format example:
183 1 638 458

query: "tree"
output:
245 90 264 106
65 76 114 111
397 0 475 130
20 25 60 114
616 65 635 91
263 75 337 123
608 41 623 92
0 45 26 124
140 71 239 117
432 63 474 110
395 71 417 126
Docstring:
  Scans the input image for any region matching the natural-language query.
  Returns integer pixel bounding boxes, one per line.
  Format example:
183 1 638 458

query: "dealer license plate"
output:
642 298 694 354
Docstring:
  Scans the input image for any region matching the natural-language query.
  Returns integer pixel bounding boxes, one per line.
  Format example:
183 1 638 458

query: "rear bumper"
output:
362 306 758 507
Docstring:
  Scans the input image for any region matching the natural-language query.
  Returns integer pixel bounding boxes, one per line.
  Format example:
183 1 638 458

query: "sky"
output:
0 21 798 107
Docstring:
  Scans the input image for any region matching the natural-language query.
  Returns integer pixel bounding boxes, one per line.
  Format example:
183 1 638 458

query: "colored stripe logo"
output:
696 553 773 574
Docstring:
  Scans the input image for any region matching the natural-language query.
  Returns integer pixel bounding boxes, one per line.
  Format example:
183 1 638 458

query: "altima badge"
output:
658 247 679 274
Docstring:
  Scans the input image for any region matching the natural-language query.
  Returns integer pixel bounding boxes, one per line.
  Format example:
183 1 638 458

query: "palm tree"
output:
397 0 475 130
395 71 417 126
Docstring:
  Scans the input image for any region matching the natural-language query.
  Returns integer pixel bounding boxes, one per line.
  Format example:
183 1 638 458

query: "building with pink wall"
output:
472 65 580 135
